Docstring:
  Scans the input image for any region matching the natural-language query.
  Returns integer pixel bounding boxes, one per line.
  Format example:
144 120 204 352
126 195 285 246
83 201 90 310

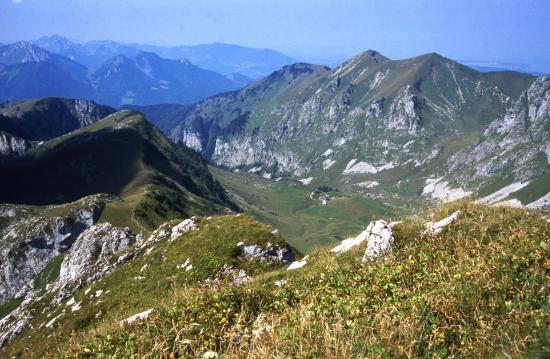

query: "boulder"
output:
363 220 395 260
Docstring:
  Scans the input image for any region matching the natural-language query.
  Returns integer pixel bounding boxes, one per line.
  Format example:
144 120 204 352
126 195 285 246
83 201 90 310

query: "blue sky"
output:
1 0 549 72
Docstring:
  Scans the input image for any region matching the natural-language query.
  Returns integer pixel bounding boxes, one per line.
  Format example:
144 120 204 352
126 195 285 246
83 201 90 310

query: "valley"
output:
210 167 395 253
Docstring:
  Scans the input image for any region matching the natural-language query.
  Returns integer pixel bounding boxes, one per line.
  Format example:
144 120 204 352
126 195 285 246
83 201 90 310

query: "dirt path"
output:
130 188 149 235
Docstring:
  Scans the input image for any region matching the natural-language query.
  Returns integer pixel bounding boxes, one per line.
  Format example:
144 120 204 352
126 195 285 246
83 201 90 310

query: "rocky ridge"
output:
447 75 550 187
161 51 534 185
0 98 116 158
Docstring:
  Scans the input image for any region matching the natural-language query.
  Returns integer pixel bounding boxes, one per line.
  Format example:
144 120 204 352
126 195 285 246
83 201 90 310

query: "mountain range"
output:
0 45 548 357
0 41 244 107
133 50 548 209
34 34 297 80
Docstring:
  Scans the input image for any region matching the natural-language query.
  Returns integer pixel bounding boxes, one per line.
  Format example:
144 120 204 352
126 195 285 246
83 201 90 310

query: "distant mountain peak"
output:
0 41 54 65
359 49 389 63
336 49 390 71
37 34 71 43
35 34 74 50
413 52 450 64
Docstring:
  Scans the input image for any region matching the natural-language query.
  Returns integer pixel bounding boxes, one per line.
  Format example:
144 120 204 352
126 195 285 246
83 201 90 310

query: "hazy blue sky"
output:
1 0 549 71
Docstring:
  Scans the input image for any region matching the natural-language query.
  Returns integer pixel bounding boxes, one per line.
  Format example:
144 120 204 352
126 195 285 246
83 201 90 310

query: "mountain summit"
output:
148 50 534 181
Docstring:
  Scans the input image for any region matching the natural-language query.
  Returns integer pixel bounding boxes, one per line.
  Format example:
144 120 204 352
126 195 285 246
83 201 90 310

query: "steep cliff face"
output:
0 130 32 157
57 223 136 286
447 75 550 186
0 97 115 143
0 212 136 348
0 195 108 306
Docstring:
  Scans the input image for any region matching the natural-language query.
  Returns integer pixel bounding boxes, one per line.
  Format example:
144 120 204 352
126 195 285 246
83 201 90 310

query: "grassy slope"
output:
0 110 234 233
4 215 292 357
44 203 550 358
210 166 394 253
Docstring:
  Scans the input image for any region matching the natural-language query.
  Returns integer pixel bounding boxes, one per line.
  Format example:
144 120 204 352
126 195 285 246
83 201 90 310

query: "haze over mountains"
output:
0 34 545 109
34 34 297 79
0 35 298 107
0 41 241 107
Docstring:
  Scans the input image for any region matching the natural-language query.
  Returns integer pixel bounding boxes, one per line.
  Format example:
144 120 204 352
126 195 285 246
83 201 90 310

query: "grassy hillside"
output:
3 215 293 357
210 166 395 253
3 203 546 358
0 110 234 232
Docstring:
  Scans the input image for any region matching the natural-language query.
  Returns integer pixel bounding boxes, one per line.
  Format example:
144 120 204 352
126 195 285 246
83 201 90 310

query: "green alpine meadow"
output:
0 1 548 358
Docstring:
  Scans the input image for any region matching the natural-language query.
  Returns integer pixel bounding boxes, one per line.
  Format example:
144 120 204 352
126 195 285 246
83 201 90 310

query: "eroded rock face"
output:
240 242 294 263
386 86 421 134
0 297 33 348
58 223 135 285
366 97 385 118
68 99 115 128
170 218 197 239
0 205 15 217
203 263 251 287
211 137 305 175
0 195 107 306
447 75 550 186
0 130 32 157
180 130 203 152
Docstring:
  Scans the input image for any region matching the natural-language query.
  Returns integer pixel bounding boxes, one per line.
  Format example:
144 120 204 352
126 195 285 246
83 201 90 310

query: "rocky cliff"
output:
0 130 32 157
160 51 533 182
447 75 550 187
0 195 108 306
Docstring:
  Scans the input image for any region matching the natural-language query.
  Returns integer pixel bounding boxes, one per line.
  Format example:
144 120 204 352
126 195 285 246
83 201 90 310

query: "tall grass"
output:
60 203 548 358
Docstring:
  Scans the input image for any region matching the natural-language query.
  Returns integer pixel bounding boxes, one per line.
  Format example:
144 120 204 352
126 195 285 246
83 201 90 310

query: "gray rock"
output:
241 243 294 263
447 75 550 187
362 220 395 260
0 130 32 157
0 195 107 306
58 223 135 285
